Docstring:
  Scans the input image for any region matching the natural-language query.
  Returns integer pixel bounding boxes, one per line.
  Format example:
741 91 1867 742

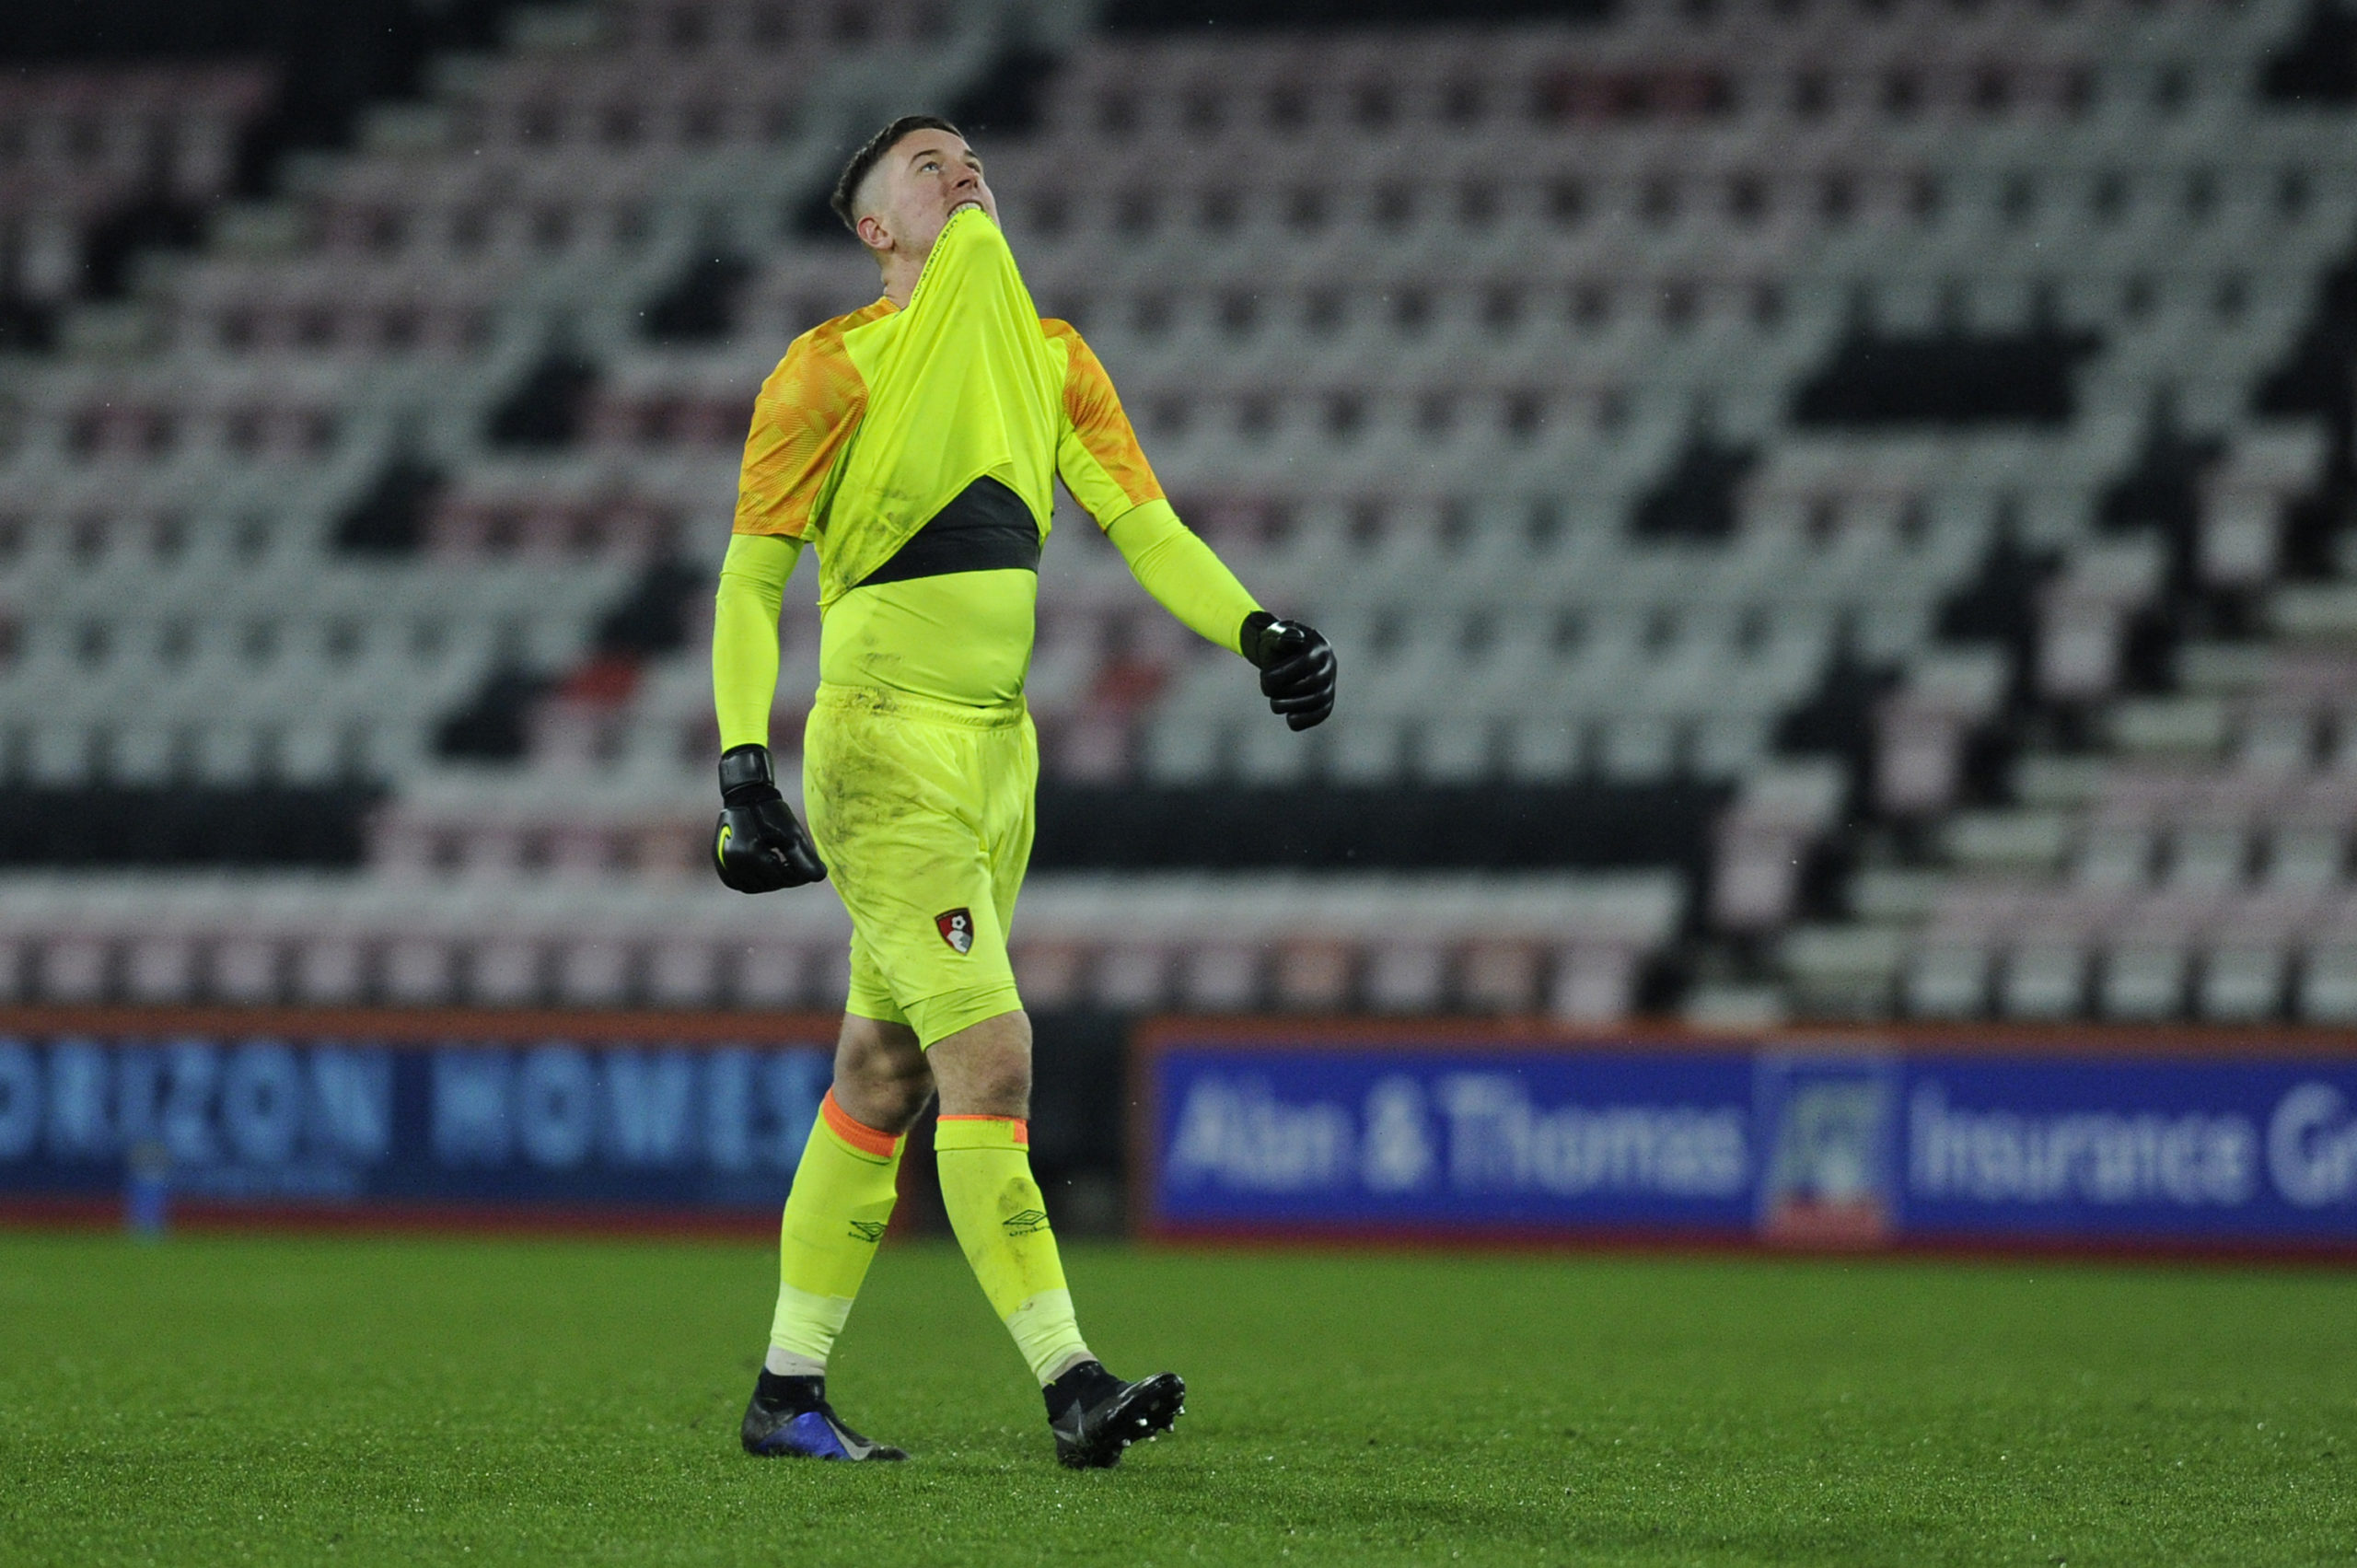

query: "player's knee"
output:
846 1065 934 1132
832 1016 934 1132
963 1050 1030 1113
929 1010 1032 1118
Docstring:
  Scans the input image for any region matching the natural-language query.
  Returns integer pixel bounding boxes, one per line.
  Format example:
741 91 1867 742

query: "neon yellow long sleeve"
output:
713 531 803 750
1105 499 1262 656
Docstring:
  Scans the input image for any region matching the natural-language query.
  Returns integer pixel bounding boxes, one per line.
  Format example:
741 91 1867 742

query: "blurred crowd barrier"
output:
0 1006 835 1227
1139 1020 2357 1253
2 1005 2352 1254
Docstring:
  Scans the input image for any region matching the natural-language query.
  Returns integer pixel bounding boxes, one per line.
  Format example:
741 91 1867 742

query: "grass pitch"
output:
0 1232 2351 1566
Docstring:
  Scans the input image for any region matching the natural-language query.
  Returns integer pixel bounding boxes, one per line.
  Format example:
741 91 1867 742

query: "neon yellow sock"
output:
935 1114 1091 1385
768 1090 903 1373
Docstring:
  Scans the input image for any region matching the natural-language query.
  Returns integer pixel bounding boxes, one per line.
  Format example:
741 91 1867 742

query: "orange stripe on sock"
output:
938 1114 1028 1147
820 1090 902 1158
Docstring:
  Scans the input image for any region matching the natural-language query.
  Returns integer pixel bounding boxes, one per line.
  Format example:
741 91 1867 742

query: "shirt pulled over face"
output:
730 208 1168 705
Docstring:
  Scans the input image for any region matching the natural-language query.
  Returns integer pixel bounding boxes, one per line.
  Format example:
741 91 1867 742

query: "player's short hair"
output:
830 114 965 234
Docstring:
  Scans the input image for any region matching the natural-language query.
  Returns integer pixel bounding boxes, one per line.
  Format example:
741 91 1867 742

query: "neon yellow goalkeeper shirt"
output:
713 207 1262 748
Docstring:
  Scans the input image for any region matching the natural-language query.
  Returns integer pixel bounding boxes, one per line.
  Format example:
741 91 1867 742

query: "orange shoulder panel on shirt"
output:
732 299 893 539
1044 319 1164 514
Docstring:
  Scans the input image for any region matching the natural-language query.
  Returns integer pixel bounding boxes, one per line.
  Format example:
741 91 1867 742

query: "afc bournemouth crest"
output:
935 908 974 954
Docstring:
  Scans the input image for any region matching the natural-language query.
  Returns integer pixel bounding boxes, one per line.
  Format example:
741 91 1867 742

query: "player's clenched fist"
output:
714 744 827 893
1240 611 1338 731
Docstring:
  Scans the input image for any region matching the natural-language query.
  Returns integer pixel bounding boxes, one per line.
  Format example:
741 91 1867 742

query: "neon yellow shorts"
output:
801 681 1036 1047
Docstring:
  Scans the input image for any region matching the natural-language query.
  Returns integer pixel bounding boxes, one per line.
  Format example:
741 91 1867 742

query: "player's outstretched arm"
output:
1055 322 1337 729
713 532 794 751
711 532 826 892
1105 501 1338 730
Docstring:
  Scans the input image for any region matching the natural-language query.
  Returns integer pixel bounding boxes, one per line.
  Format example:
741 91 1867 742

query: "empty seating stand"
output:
0 64 275 308
0 0 999 795
5 0 2351 1023
0 868 1679 1019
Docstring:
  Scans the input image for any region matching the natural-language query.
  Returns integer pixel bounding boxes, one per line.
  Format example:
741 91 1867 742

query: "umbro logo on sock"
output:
848 1220 887 1242
1002 1209 1049 1236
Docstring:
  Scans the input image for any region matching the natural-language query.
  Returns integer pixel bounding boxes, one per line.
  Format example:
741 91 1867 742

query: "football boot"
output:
740 1373 906 1460
1043 1359 1185 1469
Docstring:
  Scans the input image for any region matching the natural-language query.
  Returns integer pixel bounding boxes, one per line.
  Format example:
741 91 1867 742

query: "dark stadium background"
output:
6 3 2357 1562
2 0 2355 1232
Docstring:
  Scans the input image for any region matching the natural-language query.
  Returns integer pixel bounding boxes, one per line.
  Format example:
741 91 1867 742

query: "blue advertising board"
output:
1137 1025 2357 1254
0 1008 834 1223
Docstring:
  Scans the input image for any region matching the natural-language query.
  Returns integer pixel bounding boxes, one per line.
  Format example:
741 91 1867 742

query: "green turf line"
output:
0 1234 2350 1566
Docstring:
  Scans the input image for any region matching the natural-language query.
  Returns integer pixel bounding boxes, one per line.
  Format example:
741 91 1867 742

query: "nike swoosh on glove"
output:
714 744 827 893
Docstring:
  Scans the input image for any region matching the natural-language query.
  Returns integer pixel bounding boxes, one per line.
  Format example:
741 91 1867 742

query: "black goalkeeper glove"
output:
713 744 827 893
1241 611 1337 731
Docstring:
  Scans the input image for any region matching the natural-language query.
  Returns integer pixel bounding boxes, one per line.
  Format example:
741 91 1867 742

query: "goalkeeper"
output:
710 116 1337 1468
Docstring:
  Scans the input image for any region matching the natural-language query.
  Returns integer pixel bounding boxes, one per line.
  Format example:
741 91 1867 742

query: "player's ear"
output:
854 211 891 255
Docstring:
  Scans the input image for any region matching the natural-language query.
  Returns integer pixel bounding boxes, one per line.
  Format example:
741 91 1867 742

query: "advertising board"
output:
0 1007 835 1225
1137 1023 2357 1255
12 1008 2357 1252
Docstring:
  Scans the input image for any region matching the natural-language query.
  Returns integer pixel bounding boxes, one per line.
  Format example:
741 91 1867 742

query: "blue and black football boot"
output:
740 1371 907 1460
1043 1359 1185 1469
